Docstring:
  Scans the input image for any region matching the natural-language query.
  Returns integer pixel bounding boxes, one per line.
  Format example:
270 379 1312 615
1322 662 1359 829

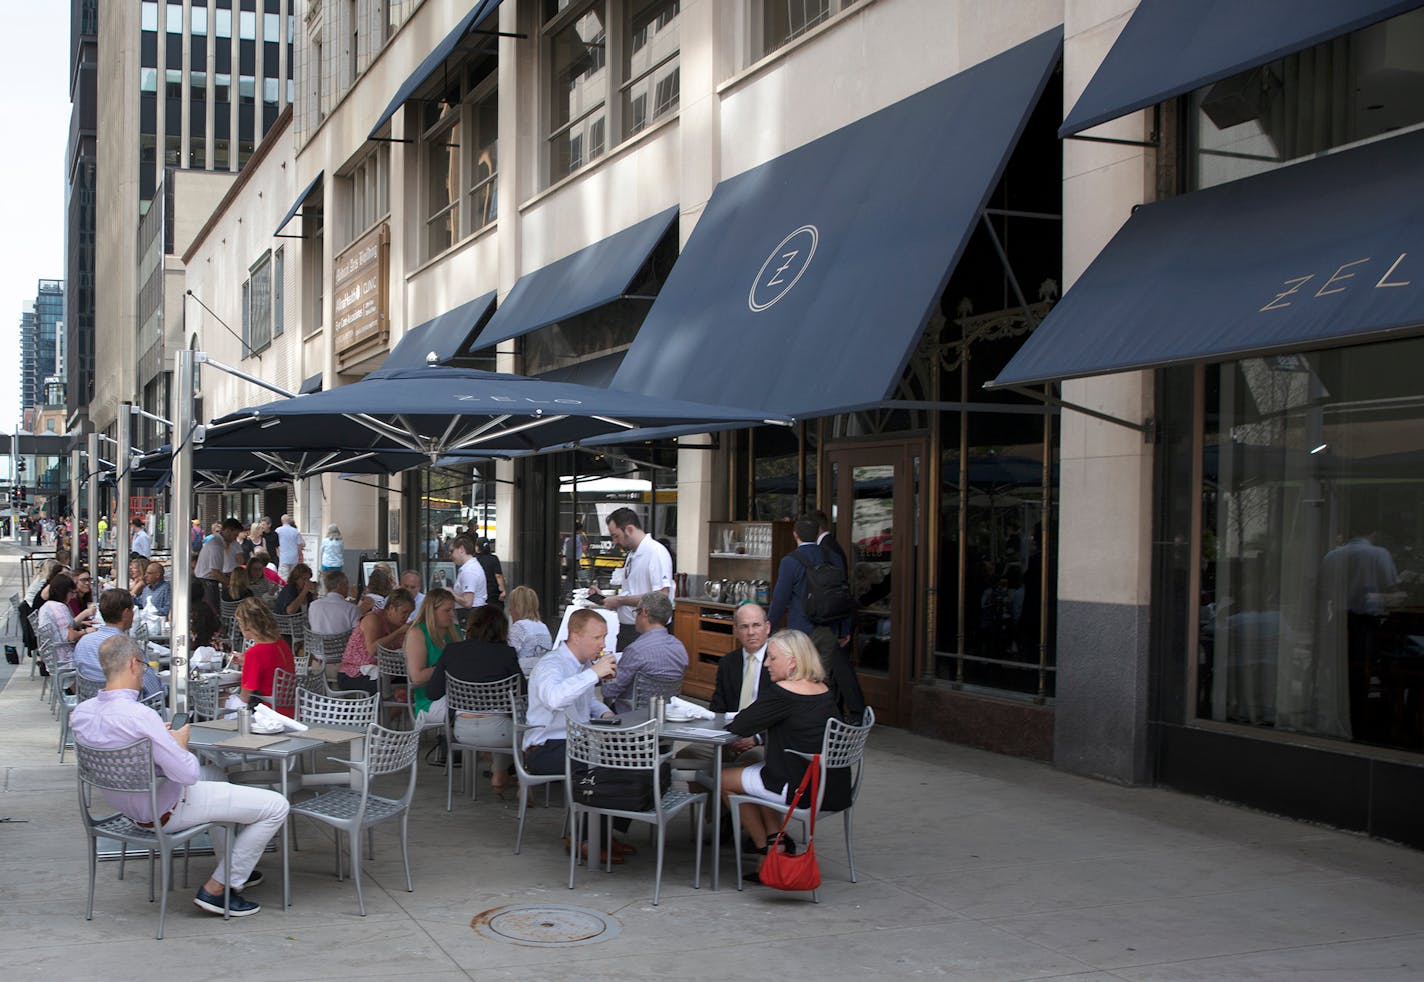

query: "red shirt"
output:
241 639 296 716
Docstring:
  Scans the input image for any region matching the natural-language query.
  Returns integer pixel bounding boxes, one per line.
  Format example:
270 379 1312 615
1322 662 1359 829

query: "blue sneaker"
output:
240 869 264 889
193 887 261 917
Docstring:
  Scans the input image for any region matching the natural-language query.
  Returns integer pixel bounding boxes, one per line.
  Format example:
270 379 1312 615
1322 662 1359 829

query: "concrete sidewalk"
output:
1 556 1422 980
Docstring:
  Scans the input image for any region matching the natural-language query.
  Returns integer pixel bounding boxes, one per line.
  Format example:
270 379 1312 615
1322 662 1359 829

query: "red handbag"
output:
757 755 822 892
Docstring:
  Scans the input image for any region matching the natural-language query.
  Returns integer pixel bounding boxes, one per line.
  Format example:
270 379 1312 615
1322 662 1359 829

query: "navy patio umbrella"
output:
203 366 791 458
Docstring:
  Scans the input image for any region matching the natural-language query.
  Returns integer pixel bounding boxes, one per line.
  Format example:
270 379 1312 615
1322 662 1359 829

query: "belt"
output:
136 809 173 829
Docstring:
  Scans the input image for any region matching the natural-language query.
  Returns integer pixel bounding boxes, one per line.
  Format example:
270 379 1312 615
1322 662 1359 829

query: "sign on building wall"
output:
333 222 389 367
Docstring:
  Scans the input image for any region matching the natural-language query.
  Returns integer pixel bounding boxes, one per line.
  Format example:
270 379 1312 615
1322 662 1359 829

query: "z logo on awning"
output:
749 225 819 312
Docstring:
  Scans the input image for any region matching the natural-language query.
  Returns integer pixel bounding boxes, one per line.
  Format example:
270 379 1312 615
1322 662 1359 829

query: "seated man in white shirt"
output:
307 571 361 636
70 634 289 917
522 608 628 860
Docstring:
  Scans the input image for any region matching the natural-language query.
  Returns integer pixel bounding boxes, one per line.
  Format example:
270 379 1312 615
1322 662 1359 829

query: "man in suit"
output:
689 601 769 766
768 515 866 721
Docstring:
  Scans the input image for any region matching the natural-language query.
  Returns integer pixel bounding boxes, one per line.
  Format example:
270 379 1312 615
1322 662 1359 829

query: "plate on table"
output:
664 711 698 723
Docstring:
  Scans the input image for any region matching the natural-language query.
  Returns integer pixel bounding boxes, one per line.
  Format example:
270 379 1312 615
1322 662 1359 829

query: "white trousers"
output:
165 765 289 890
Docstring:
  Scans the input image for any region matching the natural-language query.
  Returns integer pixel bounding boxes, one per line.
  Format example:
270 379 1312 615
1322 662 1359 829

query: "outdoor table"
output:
187 721 324 910
612 707 740 891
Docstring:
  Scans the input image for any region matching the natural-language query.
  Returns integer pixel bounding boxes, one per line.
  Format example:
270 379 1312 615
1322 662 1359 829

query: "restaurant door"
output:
824 440 925 726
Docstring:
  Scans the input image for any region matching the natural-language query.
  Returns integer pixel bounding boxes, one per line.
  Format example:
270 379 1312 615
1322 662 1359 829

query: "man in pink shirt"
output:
70 634 288 917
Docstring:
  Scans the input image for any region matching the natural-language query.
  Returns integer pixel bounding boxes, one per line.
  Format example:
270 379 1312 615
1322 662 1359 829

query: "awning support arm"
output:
1003 384 1156 441
1063 105 1161 149
979 212 1042 330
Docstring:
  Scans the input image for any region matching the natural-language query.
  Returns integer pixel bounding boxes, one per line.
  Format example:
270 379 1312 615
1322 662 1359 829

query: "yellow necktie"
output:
739 652 758 710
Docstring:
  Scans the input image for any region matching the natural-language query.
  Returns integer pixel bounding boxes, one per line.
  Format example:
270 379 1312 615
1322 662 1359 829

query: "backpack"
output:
792 546 856 626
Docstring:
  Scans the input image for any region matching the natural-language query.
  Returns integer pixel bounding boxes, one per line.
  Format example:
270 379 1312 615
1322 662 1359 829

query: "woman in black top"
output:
722 629 851 876
426 605 525 793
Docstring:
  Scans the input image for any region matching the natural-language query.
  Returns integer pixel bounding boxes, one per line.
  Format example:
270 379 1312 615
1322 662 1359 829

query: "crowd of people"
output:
47 503 869 916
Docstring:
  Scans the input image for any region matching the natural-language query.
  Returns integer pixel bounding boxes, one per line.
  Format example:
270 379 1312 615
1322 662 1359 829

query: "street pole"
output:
69 444 81 552
86 432 99 581
169 348 195 715
116 402 132 588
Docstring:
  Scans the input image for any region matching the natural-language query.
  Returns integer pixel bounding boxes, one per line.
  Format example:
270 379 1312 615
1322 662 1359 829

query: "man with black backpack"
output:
768 516 866 721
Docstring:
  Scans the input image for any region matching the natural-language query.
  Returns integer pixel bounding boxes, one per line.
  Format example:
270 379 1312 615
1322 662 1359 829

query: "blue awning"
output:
376 291 496 374
274 172 323 236
470 207 678 350
298 373 323 395
989 128 1424 388
609 29 1061 419
367 0 503 139
1060 0 1424 136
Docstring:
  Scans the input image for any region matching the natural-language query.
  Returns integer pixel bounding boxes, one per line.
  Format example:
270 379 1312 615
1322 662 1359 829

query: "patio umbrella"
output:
204 366 791 459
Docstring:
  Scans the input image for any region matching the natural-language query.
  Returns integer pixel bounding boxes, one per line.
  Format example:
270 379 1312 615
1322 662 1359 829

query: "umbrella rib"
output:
448 414 512 450
592 415 636 429
344 413 425 453
453 414 567 451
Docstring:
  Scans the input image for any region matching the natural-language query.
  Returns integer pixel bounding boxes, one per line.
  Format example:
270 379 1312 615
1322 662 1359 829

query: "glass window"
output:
239 75 255 102
140 67 158 93
214 137 230 168
264 11 279 41
192 5 207 35
345 146 389 245
273 247 285 338
165 69 182 98
548 2 608 182
166 2 183 33
215 73 231 102
469 91 498 230
240 10 256 40
191 71 207 101
246 253 273 354
1196 339 1424 754
423 117 461 258
263 77 278 103
216 8 232 38
760 0 831 57
241 279 250 354
622 0 679 137
141 2 159 32
1189 7 1424 191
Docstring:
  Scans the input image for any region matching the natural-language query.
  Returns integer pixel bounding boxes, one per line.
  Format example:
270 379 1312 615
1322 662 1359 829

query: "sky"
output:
0 6 72 433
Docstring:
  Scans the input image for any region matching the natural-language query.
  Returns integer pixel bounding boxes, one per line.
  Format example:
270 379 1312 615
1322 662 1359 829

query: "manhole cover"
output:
472 904 621 948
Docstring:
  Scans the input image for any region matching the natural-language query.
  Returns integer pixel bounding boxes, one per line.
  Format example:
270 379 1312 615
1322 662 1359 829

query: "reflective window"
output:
1197 339 1424 754
264 11 280 42
140 67 158 93
216 9 232 37
166 2 183 33
547 3 607 181
141 2 159 32
622 0 679 138
1189 7 1424 191
192 5 207 35
245 252 273 355
758 0 833 58
240 10 256 40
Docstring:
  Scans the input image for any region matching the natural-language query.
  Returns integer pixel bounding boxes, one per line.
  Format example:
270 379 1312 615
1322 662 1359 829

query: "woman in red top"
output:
234 597 296 715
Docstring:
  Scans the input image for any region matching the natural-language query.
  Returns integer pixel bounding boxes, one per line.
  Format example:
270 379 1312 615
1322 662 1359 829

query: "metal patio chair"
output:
441 673 521 810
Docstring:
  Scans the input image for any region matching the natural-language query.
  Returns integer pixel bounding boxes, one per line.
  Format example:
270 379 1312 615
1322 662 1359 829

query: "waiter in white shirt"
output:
450 534 488 623
599 507 672 651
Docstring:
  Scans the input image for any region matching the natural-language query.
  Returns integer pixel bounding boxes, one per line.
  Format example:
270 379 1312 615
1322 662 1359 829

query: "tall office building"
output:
20 281 65 420
65 0 97 431
83 0 295 436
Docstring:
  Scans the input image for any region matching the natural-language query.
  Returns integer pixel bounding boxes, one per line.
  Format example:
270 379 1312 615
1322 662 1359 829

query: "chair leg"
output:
653 820 666 906
147 849 156 902
844 809 856 883
399 812 413 893
85 838 98 920
334 829 344 881
514 785 529 854
349 824 367 916
692 799 704 890
445 742 454 811
729 801 745 893
155 843 170 940
567 810 581 889
118 841 128 881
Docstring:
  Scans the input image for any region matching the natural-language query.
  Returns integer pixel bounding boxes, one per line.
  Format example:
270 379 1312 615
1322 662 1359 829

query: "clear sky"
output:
0 7 71 432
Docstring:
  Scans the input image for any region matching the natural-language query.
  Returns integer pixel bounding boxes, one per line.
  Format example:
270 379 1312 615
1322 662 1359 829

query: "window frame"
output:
415 57 499 263
243 250 274 358
341 144 390 249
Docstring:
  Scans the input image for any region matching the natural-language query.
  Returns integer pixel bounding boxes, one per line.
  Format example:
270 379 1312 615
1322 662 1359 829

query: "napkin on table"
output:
666 696 716 720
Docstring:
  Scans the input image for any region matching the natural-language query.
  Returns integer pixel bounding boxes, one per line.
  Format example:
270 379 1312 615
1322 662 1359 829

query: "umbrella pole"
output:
86 433 100 581
169 348 196 716
116 403 131 592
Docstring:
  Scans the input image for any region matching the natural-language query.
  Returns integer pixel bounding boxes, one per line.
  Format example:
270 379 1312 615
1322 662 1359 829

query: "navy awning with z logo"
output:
610 28 1062 419
990 128 1424 388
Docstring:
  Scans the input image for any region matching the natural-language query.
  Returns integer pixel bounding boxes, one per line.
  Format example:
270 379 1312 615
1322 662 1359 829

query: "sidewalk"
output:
2 551 1422 980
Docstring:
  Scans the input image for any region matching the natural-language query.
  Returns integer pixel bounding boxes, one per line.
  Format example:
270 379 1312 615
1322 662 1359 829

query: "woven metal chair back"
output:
189 674 220 720
822 705 875 771
274 611 306 646
296 687 379 728
219 598 241 628
270 667 299 709
131 620 150 647
304 627 349 666
445 673 520 715
565 716 661 771
139 689 167 711
74 738 157 794
630 673 683 710
374 643 406 679
364 722 421 778
76 673 102 703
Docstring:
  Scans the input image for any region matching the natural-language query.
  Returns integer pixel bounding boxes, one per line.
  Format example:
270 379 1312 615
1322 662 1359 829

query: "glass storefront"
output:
1196 336 1424 753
